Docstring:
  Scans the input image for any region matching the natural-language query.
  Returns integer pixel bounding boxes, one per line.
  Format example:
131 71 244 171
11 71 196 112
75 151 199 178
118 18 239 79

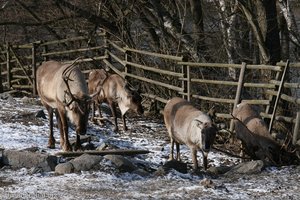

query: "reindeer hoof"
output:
47 144 55 149
63 144 72 152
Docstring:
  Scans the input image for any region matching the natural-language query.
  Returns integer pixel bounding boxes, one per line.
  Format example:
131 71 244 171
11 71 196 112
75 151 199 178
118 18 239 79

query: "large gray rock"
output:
55 162 75 175
154 160 188 176
225 160 265 175
70 154 102 172
2 150 57 171
104 155 137 172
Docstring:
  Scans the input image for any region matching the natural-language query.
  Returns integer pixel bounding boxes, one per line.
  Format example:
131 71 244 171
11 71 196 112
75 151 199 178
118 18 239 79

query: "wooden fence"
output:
0 32 299 146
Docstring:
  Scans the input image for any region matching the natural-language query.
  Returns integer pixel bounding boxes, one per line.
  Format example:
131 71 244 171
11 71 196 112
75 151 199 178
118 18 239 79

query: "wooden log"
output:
103 58 123 76
142 93 168 104
41 45 104 57
123 47 183 61
230 62 246 132
55 149 151 157
190 78 276 89
107 39 126 53
270 80 300 89
124 72 184 92
269 60 289 132
266 90 300 105
124 60 184 77
178 62 282 71
107 50 125 66
192 94 235 104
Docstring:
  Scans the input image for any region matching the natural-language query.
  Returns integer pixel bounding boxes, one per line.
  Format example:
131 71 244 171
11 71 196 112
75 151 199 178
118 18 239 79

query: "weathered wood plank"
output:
123 47 183 61
125 60 184 77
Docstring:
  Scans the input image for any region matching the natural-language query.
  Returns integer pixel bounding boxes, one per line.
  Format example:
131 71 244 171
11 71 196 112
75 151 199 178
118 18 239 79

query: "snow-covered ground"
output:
0 97 299 200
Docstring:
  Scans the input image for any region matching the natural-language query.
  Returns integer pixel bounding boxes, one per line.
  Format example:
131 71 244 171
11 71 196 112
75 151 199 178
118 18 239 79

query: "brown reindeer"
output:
88 69 144 132
164 97 217 170
37 59 96 151
232 102 283 164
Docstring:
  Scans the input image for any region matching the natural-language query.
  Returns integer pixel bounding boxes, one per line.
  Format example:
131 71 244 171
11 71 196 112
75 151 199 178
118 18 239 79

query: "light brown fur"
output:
164 97 217 170
88 69 143 131
232 102 280 163
37 60 92 151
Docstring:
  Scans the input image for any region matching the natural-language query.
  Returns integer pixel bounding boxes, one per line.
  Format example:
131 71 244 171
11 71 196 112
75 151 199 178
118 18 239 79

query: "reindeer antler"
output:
62 57 82 106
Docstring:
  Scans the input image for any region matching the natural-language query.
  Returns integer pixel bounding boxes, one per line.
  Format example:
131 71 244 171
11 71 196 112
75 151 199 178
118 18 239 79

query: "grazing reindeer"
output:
37 59 96 151
88 69 144 131
164 97 217 170
232 102 281 164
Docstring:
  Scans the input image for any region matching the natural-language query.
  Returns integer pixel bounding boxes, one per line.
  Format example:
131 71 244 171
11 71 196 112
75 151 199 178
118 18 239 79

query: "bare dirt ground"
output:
0 96 299 200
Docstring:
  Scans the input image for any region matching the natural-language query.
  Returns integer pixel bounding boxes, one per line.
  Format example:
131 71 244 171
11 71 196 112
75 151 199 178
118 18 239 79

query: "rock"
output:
21 147 40 152
0 92 14 102
104 155 137 172
225 160 265 175
35 110 46 119
207 166 232 175
70 154 102 172
154 160 188 176
2 150 58 172
200 178 216 189
132 168 150 177
55 162 75 175
163 160 188 174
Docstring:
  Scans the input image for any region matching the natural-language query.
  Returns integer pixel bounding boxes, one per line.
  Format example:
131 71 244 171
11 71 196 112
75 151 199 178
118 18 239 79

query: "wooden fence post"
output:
229 62 247 133
268 60 289 132
181 55 189 101
6 42 11 90
186 65 190 101
103 29 111 70
293 112 300 145
32 43 37 95
124 48 132 79
43 43 48 61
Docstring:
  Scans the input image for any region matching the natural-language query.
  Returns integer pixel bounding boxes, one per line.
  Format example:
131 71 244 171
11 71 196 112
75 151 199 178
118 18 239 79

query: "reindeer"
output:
232 102 282 164
163 97 217 170
36 59 96 151
88 69 144 132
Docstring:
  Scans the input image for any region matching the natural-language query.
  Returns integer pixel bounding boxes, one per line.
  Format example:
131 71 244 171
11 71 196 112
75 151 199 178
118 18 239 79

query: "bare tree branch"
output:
278 0 300 48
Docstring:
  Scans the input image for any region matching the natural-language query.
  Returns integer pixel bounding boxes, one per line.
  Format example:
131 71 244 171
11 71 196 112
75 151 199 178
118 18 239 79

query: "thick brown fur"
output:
164 97 217 170
37 60 93 151
88 69 143 131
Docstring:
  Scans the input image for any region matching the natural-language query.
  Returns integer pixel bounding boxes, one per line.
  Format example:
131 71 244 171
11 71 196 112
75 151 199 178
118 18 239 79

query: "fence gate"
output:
0 43 35 95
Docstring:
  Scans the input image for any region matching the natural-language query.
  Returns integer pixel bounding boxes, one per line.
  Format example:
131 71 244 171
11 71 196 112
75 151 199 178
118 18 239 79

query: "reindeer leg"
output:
46 106 55 149
55 110 64 149
91 101 95 122
191 148 198 170
74 128 82 151
97 102 104 126
121 113 127 131
57 106 72 151
108 100 118 132
176 142 181 161
169 138 175 161
202 151 208 170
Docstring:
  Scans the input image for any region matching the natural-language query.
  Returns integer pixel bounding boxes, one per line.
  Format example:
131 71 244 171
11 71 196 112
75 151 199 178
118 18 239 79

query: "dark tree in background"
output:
0 0 299 64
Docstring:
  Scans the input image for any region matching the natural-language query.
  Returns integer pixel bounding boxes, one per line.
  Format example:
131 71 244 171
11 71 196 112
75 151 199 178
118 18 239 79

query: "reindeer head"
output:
194 117 217 153
124 84 144 115
62 62 98 135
